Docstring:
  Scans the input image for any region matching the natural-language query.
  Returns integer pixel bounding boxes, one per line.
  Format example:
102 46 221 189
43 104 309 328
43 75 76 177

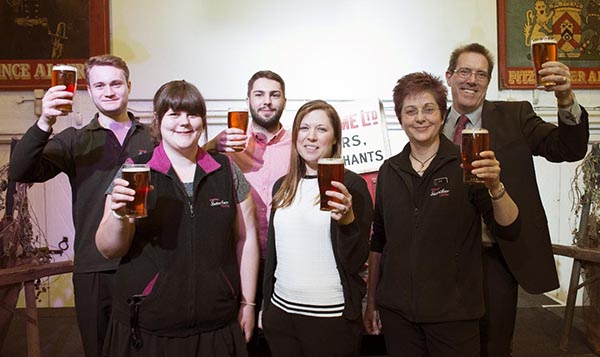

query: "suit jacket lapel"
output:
481 100 497 150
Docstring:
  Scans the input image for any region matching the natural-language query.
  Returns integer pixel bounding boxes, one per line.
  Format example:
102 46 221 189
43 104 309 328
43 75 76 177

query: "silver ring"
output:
342 207 349 215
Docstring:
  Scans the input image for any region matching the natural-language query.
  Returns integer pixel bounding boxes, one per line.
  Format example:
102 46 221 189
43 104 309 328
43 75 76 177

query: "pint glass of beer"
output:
51 65 78 113
531 37 558 88
227 109 249 151
121 164 150 218
461 128 489 184
317 158 345 211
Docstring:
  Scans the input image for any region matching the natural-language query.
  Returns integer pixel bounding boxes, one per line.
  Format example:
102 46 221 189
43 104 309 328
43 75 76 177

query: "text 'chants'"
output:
341 134 384 165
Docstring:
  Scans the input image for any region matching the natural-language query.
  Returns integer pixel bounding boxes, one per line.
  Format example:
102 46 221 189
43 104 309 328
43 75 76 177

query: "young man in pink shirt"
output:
205 70 290 356
206 70 290 258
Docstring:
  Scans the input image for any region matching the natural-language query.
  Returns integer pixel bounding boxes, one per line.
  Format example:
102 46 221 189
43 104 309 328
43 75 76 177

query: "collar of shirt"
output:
443 105 483 141
447 105 484 129
249 123 287 145
86 111 140 131
147 141 220 175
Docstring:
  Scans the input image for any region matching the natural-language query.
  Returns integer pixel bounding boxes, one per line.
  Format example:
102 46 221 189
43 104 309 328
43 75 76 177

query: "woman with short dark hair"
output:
364 72 520 356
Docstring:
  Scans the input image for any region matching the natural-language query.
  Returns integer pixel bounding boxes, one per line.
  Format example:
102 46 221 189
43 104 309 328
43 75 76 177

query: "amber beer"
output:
227 109 249 151
51 65 78 113
461 128 489 184
317 158 345 211
531 37 558 88
121 164 150 218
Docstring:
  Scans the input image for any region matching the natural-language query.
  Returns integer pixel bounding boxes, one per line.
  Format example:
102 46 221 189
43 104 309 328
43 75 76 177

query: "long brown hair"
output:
272 100 342 209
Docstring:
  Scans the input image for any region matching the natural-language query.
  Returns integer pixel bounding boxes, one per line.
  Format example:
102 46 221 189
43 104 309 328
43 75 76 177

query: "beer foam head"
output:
461 128 488 135
52 65 78 73
318 158 344 165
122 164 149 172
228 108 248 113
531 37 557 45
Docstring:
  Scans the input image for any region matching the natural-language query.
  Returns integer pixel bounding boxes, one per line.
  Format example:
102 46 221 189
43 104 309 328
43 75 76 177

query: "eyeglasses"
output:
402 106 440 117
453 68 490 81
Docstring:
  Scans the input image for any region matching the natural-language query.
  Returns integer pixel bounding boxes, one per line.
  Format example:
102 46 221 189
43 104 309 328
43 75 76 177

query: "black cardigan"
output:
262 169 374 320
371 136 521 322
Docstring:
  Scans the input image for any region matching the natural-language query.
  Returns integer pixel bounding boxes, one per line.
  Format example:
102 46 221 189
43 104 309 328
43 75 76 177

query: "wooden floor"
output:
512 289 597 357
1 288 597 356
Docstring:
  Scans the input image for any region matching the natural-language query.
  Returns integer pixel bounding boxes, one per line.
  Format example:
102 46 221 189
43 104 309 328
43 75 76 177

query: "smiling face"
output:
296 109 337 174
247 78 286 132
160 109 204 155
400 91 443 148
87 65 131 118
446 52 490 114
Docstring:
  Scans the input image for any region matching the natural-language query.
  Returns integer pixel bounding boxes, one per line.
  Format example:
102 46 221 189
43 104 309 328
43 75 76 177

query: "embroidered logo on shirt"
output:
209 198 231 208
430 187 450 197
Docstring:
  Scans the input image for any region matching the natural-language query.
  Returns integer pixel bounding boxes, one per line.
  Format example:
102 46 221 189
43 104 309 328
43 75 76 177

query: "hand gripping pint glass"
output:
51 65 78 113
317 158 345 211
461 128 489 184
121 164 150 218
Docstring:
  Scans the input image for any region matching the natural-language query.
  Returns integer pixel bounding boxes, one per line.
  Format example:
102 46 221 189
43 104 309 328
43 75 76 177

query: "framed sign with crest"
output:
0 0 109 90
497 0 600 89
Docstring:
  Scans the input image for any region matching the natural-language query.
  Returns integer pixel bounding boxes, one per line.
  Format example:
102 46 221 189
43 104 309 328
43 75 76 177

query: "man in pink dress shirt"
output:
205 70 290 258
205 70 290 356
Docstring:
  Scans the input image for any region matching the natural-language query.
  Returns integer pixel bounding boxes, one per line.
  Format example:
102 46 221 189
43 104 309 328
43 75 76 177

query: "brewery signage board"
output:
0 0 109 90
497 0 600 89
333 99 391 174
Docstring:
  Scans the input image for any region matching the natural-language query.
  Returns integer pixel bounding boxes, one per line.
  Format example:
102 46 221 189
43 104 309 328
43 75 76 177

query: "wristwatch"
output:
488 182 506 201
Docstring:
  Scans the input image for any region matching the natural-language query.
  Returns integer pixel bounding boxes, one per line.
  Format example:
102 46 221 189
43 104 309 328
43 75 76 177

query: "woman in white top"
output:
262 100 373 357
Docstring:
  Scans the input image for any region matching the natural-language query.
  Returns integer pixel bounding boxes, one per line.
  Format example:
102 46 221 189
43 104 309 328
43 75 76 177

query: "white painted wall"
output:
1 0 599 307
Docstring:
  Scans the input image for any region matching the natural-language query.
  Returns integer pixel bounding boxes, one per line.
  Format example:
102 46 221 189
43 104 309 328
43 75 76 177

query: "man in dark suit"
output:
442 43 589 357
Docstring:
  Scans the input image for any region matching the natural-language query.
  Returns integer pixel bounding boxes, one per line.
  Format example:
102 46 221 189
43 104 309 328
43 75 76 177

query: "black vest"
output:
112 153 240 336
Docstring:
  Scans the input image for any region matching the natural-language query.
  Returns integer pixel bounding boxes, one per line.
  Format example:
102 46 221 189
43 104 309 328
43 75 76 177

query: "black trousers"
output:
263 304 361 357
378 306 479 357
480 245 518 357
73 270 116 357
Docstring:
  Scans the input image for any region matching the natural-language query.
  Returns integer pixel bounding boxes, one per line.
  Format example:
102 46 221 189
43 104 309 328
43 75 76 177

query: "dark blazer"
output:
473 100 589 293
